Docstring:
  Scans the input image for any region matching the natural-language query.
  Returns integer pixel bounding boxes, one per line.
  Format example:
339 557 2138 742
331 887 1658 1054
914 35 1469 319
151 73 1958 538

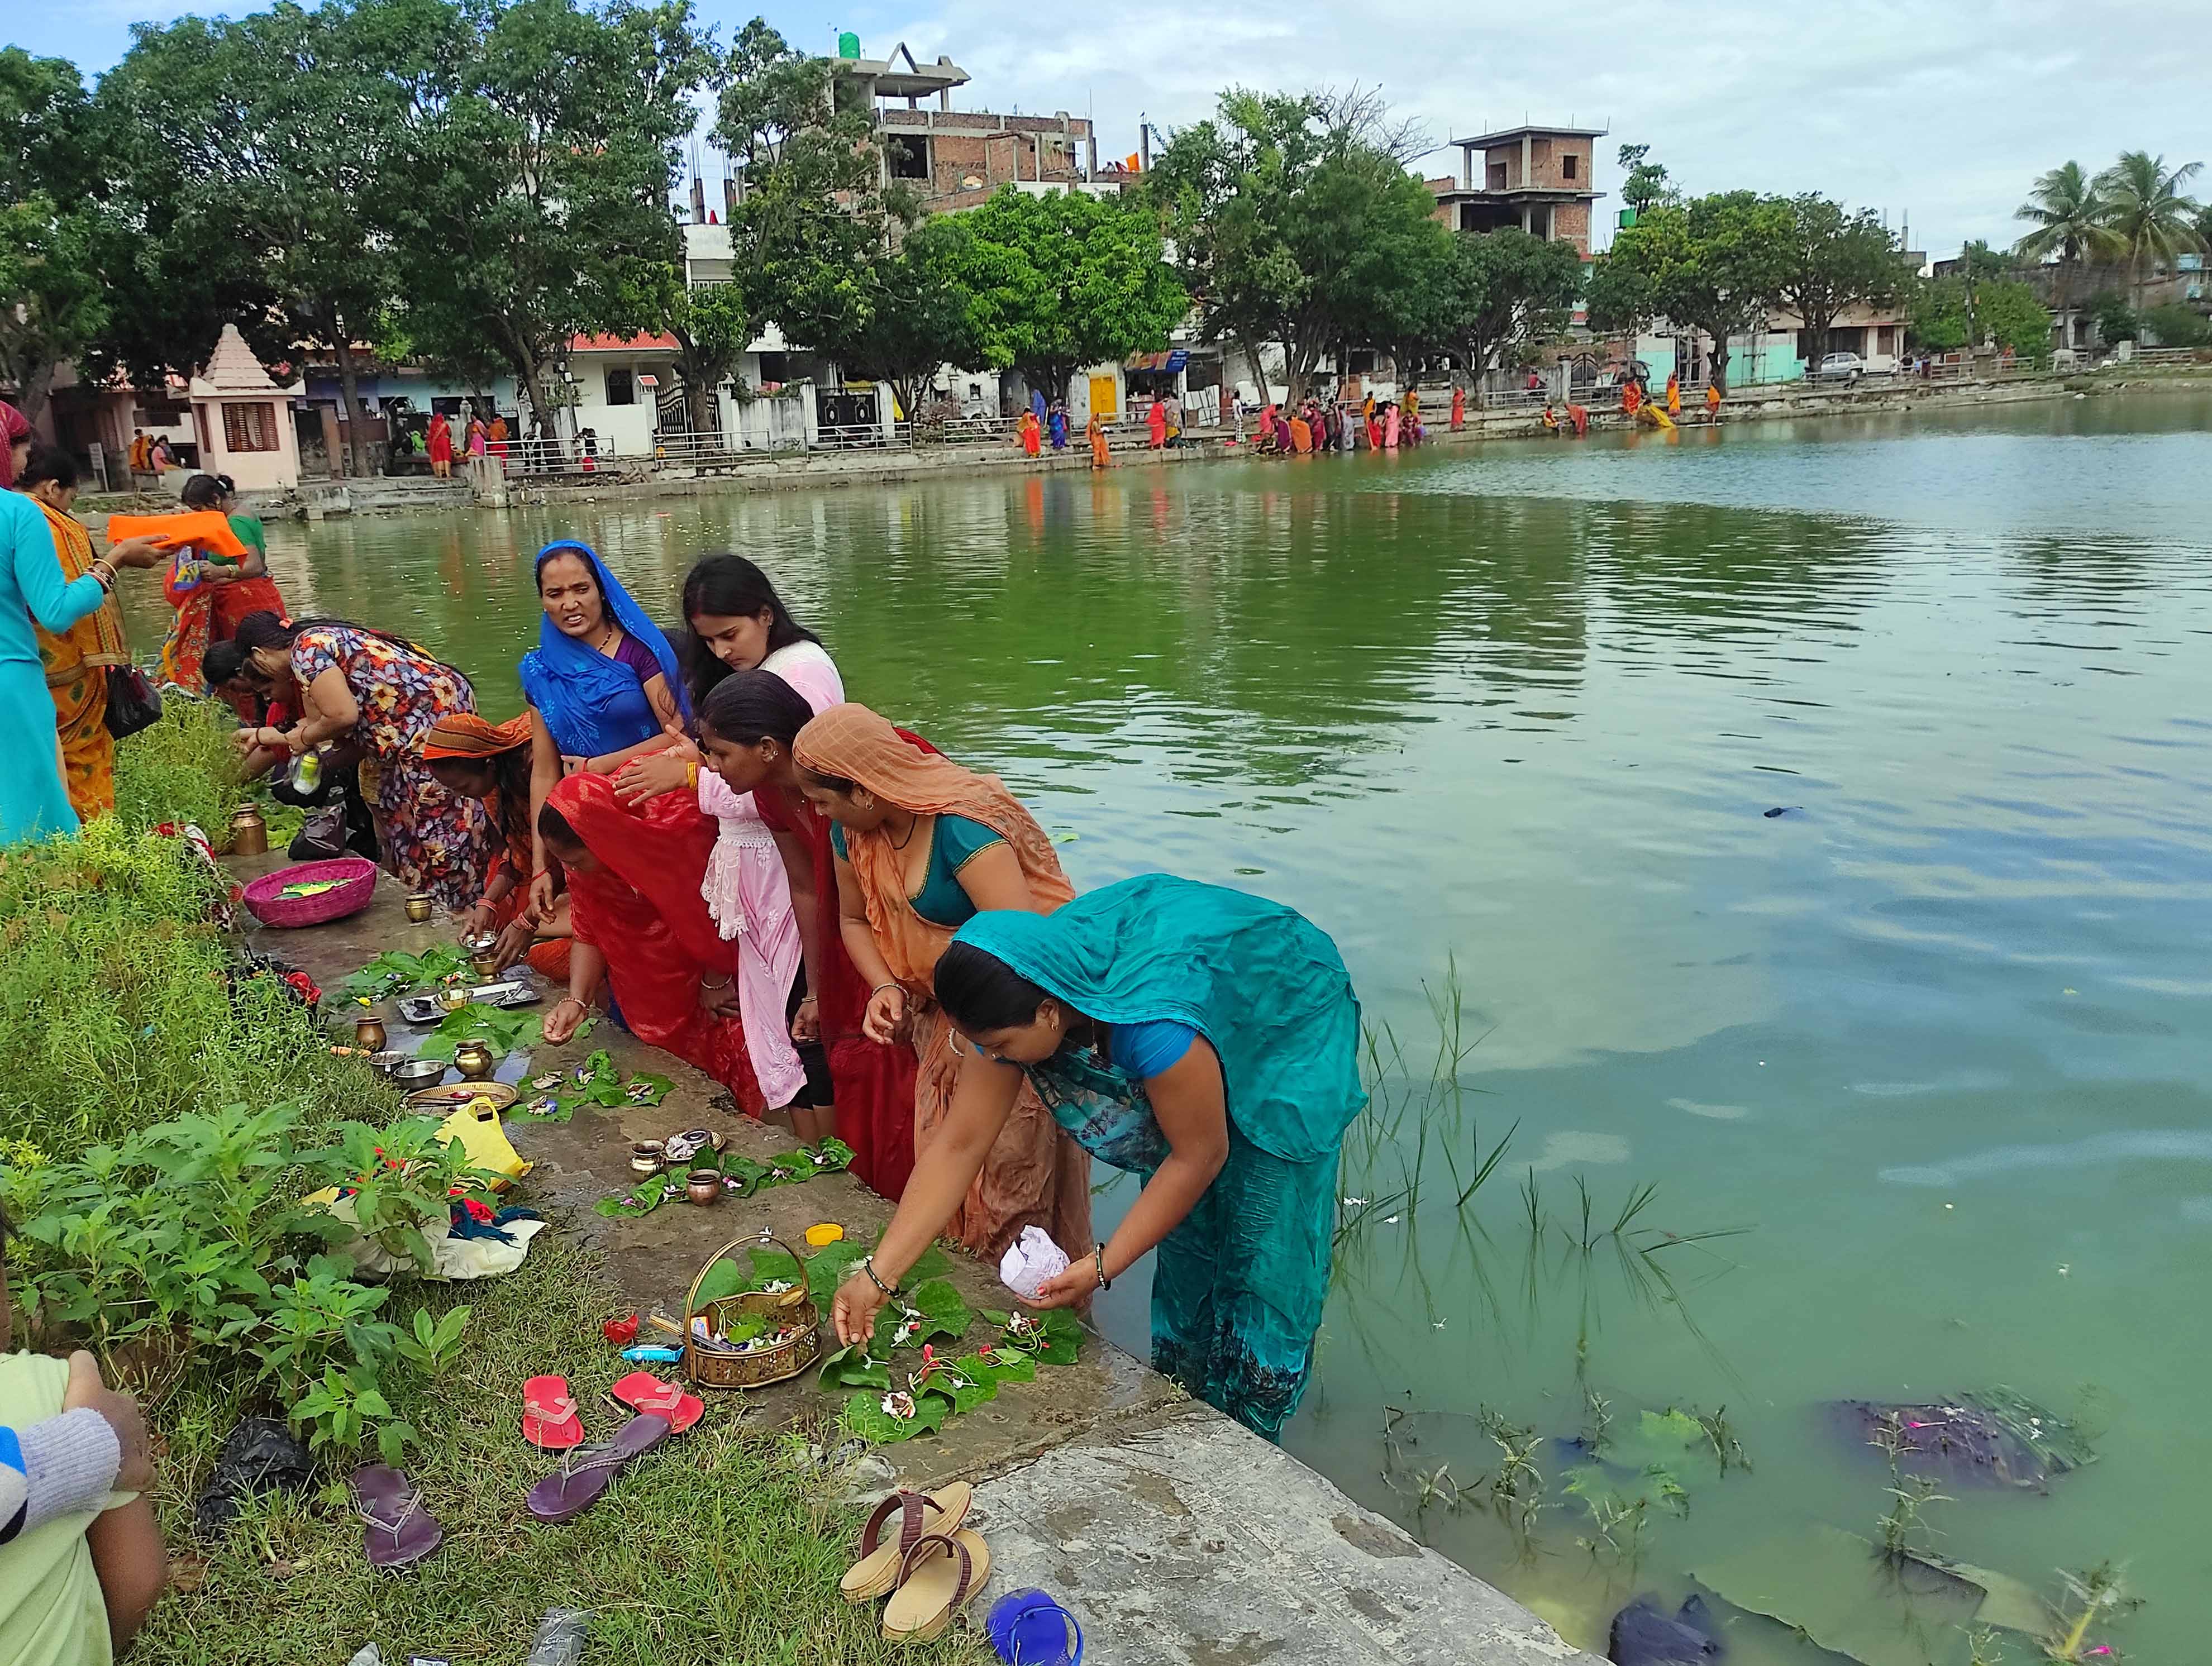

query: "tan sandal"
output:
882 1527 992 1643
839 1483 974 1602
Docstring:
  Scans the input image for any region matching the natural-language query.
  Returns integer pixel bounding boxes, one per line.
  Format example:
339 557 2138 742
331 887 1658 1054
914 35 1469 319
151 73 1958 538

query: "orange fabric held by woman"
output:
794 703 1093 1262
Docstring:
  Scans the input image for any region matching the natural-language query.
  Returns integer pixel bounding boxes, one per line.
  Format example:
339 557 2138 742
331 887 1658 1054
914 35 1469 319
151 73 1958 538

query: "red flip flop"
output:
607 1371 704 1435
522 1375 585 1450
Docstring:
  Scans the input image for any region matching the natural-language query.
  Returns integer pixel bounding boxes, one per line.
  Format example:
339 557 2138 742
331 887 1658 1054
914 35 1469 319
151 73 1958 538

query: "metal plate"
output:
397 981 540 1025
405 1081 519 1113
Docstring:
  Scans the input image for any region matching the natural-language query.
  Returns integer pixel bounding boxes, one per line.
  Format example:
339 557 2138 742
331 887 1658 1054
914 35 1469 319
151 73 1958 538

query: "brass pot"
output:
437 985 471 1012
404 892 436 924
452 1039 497 1081
353 1014 388 1052
686 1168 722 1206
469 951 502 982
630 1141 666 1176
228 804 269 857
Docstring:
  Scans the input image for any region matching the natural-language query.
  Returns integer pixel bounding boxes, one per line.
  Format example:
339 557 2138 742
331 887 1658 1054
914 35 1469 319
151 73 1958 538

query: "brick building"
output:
1427 123 1605 256
835 42 1099 215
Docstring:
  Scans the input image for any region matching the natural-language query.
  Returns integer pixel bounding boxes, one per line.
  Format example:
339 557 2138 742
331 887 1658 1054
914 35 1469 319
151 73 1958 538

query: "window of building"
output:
1561 154 1578 180
1487 162 1508 192
605 368 635 407
222 402 278 452
885 135 928 180
1346 350 1377 374
756 352 789 384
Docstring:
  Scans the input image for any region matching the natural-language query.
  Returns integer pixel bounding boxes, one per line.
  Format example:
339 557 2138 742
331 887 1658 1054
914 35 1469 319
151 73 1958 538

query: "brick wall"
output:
1552 201 1591 254
917 128 1084 192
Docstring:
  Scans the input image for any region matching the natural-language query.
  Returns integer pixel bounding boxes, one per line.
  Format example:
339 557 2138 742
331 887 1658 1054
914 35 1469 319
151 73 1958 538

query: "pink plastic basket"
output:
241 857 380 928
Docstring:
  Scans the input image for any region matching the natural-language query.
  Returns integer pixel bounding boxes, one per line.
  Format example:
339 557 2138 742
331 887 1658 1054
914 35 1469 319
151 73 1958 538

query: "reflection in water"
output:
117 393 2212 1662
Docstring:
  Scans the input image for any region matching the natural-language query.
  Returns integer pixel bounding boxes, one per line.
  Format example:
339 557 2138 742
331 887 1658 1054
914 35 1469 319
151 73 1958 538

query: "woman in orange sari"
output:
21 448 132 819
422 712 572 981
793 701 1092 1262
1450 385 1466 431
1086 410 1109 470
1019 409 1042 457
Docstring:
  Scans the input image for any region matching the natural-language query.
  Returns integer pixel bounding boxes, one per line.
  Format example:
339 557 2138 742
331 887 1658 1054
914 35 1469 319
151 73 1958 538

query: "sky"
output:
15 0 2210 259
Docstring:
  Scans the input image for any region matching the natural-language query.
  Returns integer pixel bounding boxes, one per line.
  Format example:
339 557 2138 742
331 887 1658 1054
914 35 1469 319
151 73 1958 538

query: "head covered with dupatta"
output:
518 540 689 756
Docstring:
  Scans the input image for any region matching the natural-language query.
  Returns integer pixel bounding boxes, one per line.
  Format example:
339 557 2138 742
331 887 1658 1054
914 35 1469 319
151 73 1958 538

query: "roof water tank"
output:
837 31 860 59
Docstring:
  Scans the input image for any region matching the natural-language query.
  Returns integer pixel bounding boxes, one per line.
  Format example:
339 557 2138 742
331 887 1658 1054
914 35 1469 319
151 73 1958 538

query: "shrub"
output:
112 698 246 837
2142 302 2211 349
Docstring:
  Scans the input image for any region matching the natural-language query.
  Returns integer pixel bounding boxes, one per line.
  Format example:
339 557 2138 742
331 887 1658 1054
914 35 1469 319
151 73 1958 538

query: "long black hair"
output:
696 667 816 751
179 472 234 510
933 939 1055 1033
17 443 78 492
679 555 820 708
233 610 464 679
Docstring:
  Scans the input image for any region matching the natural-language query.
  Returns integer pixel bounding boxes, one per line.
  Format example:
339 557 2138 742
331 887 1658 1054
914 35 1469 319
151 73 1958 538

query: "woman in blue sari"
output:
521 541 687 917
830 873 1366 1440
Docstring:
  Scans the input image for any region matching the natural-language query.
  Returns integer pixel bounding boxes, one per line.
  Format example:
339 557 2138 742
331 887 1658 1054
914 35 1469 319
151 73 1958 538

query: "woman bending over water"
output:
832 873 1366 1440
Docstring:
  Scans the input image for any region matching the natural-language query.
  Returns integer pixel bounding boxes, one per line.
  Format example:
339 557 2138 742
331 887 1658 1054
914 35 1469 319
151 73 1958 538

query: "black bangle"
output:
1094 1246 1112 1292
861 1254 898 1297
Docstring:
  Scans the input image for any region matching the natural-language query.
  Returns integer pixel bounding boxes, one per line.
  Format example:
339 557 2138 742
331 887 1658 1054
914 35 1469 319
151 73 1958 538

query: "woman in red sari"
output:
537 771 762 1114
690 668 929 1202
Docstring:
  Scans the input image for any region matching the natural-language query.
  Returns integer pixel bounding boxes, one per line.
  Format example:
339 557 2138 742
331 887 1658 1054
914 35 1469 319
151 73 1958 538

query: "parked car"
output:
1813 352 1866 384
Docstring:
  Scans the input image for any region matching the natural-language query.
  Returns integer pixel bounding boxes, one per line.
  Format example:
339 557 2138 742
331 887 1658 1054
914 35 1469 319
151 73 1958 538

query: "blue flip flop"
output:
986 1588 1083 1665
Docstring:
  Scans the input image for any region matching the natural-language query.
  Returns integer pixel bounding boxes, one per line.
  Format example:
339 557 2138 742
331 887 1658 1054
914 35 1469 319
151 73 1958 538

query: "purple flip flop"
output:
354 1464 442 1569
526 1412 671 1524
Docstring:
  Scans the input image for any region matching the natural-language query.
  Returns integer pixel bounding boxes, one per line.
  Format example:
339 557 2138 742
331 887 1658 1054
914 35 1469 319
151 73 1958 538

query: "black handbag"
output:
103 664 163 739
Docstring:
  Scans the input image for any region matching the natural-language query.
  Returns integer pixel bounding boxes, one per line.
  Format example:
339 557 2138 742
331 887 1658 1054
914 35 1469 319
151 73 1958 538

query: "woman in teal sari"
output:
831 873 1365 1440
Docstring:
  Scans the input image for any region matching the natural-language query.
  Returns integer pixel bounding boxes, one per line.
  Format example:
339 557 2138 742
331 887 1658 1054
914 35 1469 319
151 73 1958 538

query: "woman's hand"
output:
862 983 908 1046
832 1269 892 1349
698 976 740 1018
104 536 166 570
492 916 536 972
613 751 690 805
457 901 497 939
527 868 559 920
1029 1260 1099 1311
232 727 263 755
559 754 589 778
284 729 310 756
542 994 588 1046
790 992 821 1043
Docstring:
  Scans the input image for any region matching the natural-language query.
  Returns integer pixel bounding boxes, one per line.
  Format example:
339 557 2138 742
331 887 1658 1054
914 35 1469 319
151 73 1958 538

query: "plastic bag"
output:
999 1225 1071 1301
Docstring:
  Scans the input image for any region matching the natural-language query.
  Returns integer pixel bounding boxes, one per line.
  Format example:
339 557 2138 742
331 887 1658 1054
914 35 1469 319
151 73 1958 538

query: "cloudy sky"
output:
21 0 2209 258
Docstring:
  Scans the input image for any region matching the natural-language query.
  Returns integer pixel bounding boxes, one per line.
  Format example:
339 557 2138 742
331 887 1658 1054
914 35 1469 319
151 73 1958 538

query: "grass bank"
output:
2 722 983 1664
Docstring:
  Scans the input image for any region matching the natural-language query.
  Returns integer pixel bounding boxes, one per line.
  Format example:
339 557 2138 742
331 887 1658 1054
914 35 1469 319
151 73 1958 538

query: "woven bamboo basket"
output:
683 1230 821 1390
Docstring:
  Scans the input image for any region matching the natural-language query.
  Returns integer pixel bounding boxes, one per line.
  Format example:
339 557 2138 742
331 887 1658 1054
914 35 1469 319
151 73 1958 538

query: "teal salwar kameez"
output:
955 873 1366 1440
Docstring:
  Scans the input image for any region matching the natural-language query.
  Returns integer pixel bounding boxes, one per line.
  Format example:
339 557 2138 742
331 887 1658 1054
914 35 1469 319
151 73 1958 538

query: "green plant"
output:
1575 1492 1650 1566
1475 1406 1547 1539
335 944 468 1004
254 1267 397 1401
1689 1404 1752 1476
2141 301 2210 347
1871 1411 1950 1559
1967 1625 2007 1666
1580 1385 1613 1454
292 1363 416 1465
393 1304 471 1377
413 1001 543 1061
2044 1563 2142 1663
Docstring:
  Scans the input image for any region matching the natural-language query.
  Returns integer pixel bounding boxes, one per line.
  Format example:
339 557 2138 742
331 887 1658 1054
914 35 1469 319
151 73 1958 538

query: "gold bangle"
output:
685 761 698 789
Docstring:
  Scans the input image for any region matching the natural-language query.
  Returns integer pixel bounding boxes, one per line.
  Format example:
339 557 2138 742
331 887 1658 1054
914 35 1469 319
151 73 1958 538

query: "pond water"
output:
131 392 2212 1661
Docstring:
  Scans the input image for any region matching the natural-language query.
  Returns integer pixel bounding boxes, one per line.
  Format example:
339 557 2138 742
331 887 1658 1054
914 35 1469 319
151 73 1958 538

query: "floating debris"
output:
1608 1594 1720 1665
1830 1387 2099 1491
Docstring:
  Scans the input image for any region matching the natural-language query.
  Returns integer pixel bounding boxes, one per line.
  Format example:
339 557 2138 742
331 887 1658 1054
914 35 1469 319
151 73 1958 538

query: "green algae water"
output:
129 392 2212 1661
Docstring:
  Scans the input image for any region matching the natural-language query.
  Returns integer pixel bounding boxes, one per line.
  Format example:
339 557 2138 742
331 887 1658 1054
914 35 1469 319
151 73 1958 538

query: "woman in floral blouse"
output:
231 610 491 909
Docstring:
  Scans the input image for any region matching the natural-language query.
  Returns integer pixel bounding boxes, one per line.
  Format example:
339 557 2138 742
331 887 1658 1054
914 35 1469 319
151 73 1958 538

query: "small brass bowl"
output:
469 952 502 981
630 1141 666 1176
404 894 435 924
437 985 471 1013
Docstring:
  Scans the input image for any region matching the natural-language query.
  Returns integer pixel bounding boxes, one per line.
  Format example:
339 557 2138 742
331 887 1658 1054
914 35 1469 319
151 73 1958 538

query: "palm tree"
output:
2093 151 2206 318
2013 161 2118 308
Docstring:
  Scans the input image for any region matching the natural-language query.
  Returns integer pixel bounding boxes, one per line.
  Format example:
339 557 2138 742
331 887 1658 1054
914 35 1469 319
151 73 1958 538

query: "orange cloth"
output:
1289 418 1312 454
1019 412 1041 457
793 702 1092 1262
1450 388 1465 430
422 712 533 761
1622 382 1642 415
1666 375 1681 416
1706 383 1723 412
1086 415 1109 469
104 510 248 560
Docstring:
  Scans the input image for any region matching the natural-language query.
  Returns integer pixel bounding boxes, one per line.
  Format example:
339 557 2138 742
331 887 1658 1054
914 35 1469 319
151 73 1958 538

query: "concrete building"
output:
188 324 304 491
1428 124 1606 256
833 42 1098 216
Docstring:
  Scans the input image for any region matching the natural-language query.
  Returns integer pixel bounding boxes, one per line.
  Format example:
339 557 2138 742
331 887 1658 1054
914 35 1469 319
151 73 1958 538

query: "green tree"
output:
923 185 1184 406
1584 191 1790 393
383 0 712 441
1977 280 2052 359
2089 290 2138 343
1150 87 1436 403
665 281 754 437
2093 151 2204 318
96 3 413 475
2013 160 2117 309
1771 194 1913 369
812 235 980 427
1432 228 1583 400
714 21 896 340
1906 276 1970 352
1615 143 1672 219
0 50 111 422
2141 300 2211 349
